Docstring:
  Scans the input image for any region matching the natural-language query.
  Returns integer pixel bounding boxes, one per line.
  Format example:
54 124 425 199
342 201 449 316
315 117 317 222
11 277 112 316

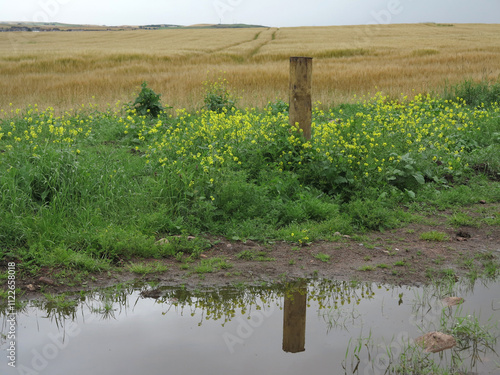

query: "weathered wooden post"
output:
289 56 312 140
282 281 307 353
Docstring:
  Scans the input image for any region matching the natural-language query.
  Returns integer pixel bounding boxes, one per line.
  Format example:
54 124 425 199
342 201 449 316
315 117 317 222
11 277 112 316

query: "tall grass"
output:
1 24 500 111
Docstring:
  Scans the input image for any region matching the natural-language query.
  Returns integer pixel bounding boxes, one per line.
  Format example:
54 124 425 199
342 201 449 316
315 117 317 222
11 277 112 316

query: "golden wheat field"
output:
1 23 499 111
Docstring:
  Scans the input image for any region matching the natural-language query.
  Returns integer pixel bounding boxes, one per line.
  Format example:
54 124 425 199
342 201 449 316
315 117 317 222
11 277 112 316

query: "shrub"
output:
203 76 237 113
130 82 165 117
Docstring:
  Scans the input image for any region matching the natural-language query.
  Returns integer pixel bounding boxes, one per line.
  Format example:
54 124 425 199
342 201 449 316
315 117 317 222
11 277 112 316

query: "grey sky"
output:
1 0 499 27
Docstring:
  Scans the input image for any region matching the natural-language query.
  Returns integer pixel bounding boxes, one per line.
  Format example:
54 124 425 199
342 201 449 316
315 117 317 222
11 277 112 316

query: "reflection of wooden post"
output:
289 57 312 140
282 283 307 353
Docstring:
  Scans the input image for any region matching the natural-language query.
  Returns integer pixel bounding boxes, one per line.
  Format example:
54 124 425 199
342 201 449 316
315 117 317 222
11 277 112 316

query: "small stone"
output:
140 289 162 299
26 284 36 291
456 230 471 238
333 232 341 236
342 235 351 239
38 277 55 286
415 331 456 353
156 238 169 245
479 200 486 204
173 235 195 240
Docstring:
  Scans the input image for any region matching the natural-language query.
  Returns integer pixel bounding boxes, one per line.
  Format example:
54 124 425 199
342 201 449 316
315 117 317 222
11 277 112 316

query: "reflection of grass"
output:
344 296 499 375
445 309 498 352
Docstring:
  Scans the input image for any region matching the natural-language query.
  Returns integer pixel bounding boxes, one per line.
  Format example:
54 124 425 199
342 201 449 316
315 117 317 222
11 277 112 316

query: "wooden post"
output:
282 282 307 353
289 57 312 140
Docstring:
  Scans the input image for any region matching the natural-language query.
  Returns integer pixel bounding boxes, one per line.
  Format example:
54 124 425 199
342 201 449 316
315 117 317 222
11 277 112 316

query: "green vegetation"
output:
0 80 499 279
358 265 375 272
444 78 500 108
314 253 331 263
203 75 237 113
393 260 407 267
420 231 450 242
129 82 166 117
447 211 480 227
193 257 233 274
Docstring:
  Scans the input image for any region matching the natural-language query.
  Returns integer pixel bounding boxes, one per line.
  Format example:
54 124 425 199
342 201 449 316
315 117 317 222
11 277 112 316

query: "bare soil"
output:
11 203 500 297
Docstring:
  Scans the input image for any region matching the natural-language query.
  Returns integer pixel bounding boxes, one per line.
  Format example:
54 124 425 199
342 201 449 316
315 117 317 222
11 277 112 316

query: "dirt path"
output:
11 204 500 297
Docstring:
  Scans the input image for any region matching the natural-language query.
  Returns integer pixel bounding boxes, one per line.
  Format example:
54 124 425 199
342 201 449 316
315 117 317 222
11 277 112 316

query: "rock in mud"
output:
442 297 464 307
415 331 456 353
38 277 56 286
140 289 163 299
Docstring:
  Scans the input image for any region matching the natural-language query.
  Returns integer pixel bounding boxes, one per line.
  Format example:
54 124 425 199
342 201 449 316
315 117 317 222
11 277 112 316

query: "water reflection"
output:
0 278 498 375
283 281 307 353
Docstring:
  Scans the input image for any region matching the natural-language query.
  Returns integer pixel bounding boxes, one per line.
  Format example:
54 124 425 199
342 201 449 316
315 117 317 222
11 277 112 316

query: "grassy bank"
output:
0 83 499 279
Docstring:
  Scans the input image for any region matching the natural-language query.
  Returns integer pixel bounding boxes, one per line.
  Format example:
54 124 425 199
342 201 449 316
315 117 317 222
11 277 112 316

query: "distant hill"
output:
0 21 134 32
0 21 267 32
184 23 267 29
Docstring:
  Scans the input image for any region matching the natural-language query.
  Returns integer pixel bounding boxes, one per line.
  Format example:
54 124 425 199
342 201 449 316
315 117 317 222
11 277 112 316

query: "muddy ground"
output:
10 203 500 297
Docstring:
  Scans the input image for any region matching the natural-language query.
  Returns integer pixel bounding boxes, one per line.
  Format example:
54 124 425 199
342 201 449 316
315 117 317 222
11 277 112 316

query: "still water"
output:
1 278 499 375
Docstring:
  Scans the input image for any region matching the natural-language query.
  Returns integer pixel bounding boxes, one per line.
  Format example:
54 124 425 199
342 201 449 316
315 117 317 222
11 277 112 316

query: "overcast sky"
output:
1 0 499 27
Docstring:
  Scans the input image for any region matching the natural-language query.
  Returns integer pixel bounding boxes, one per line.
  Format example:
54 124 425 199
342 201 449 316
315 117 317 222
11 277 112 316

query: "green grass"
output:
1 81 499 278
314 253 331 263
358 265 375 272
447 212 480 227
393 260 407 267
420 231 450 242
193 257 233 274
444 78 500 108
376 263 390 269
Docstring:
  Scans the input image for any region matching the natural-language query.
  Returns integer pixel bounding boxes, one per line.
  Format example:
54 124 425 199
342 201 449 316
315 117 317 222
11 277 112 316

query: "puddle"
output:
1 278 499 374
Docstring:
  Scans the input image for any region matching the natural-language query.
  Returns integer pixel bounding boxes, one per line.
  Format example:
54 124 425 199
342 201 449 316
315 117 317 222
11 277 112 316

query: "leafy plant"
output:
130 82 165 117
385 152 425 190
266 98 289 115
203 76 237 113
